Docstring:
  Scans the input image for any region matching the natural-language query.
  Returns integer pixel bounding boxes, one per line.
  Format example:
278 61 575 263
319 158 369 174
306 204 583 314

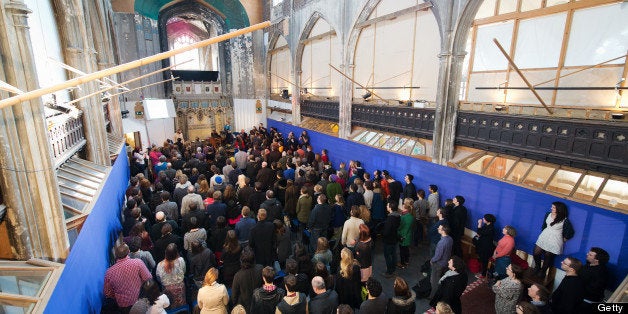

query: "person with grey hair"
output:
308 276 339 314
180 185 204 216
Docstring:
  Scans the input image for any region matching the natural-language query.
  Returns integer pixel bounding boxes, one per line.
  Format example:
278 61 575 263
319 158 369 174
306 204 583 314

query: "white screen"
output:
144 99 176 120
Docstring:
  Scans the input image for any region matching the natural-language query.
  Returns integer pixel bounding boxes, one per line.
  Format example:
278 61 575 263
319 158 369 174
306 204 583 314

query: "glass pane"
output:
573 174 605 201
368 134 383 146
506 160 534 183
0 271 49 297
597 178 628 210
466 155 495 173
411 142 425 156
59 186 92 202
374 135 389 147
382 136 400 150
63 207 80 219
498 0 517 14
58 178 97 196
69 158 109 173
391 138 408 152
352 130 369 142
484 156 517 178
60 194 88 211
360 131 377 143
521 0 542 11
399 139 416 155
65 164 106 179
0 304 35 314
57 172 99 189
522 164 556 189
547 169 582 195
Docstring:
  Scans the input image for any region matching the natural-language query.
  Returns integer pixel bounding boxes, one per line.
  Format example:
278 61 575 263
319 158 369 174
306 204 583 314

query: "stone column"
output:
292 70 301 125
53 0 110 166
433 50 466 165
338 64 353 139
0 0 69 261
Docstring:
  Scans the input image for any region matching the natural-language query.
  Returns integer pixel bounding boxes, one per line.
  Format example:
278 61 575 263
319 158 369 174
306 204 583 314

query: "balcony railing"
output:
47 112 87 169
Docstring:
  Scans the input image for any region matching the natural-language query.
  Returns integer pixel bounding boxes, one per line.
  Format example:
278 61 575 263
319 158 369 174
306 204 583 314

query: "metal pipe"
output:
476 86 628 90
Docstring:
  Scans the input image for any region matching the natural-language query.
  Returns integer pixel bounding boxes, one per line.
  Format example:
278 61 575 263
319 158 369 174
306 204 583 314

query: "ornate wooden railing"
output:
47 113 87 169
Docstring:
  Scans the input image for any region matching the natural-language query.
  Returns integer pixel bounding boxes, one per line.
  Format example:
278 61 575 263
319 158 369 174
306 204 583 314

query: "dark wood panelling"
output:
301 100 339 122
352 104 435 139
456 112 628 176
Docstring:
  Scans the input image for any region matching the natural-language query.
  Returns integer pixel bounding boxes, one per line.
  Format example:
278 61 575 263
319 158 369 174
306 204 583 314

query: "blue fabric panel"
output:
45 147 130 313
268 119 628 287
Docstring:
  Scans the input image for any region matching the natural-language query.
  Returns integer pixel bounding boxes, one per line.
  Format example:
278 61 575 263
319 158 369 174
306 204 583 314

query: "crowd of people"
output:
103 123 611 314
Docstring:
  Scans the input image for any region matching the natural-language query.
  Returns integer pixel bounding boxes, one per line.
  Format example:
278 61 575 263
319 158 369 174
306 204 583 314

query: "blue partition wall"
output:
269 119 627 287
45 147 130 313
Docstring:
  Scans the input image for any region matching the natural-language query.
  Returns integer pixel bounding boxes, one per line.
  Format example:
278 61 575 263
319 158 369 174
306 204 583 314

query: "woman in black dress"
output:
221 230 241 287
429 256 468 314
473 213 496 278
335 248 362 309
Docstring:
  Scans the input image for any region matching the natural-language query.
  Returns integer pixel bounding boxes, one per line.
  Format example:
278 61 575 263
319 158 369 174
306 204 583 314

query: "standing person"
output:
492 225 516 279
450 195 467 258
370 181 386 226
429 208 449 257
427 185 440 221
581 247 610 313
341 206 364 250
429 256 467 314
249 208 277 267
295 186 312 243
492 264 524 314
251 267 286 314
402 174 417 201
221 230 242 287
104 244 153 313
276 274 308 313
527 283 552 314
381 201 401 278
551 257 584 314
359 277 387 313
155 244 186 308
231 247 264 312
308 276 339 314
308 194 333 254
473 214 496 278
429 225 453 300
533 201 574 279
197 268 229 314
354 224 373 283
235 206 256 247
397 203 413 268
387 277 416 313
312 237 333 269
385 171 402 205
335 248 362 309
413 189 429 246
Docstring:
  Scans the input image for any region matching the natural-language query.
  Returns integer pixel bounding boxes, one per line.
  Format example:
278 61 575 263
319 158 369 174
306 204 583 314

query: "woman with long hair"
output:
388 276 416 313
354 224 373 283
156 243 186 308
493 263 524 314
197 268 229 314
312 237 333 269
335 248 362 309
223 185 241 227
284 179 299 219
291 242 313 278
533 201 571 279
197 179 211 199
126 221 153 252
275 219 292 270
132 278 169 314
221 230 242 287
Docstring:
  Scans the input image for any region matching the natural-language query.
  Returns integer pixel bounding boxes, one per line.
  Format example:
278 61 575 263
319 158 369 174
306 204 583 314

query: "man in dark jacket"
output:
382 201 401 277
256 161 275 190
402 174 418 201
385 171 403 203
248 181 267 215
206 190 227 228
360 277 388 313
249 208 277 266
551 257 584 314
152 223 182 263
580 247 610 313
308 194 333 254
251 266 285 314
260 190 284 222
276 274 308 313
309 276 339 314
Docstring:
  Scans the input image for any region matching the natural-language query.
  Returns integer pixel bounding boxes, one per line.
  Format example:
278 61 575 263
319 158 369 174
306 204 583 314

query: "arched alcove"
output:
268 34 293 96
